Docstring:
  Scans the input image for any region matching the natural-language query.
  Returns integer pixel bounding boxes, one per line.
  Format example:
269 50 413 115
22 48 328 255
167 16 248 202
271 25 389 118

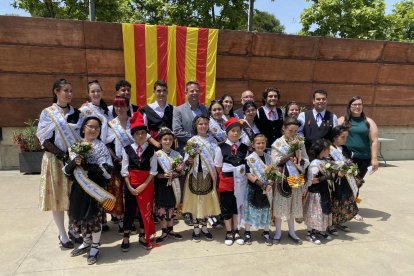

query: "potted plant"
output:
13 119 43 174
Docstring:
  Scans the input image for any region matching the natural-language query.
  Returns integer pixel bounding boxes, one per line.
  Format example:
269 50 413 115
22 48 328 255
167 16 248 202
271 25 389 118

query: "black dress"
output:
154 163 176 209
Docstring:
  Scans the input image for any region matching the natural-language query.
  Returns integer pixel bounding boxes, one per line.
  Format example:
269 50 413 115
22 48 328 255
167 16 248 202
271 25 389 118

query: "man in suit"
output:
234 90 255 119
142 80 174 139
172 81 208 226
172 81 208 153
298 89 338 151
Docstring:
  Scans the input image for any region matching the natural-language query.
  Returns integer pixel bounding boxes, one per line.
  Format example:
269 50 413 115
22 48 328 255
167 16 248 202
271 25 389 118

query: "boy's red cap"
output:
130 111 147 135
224 117 242 133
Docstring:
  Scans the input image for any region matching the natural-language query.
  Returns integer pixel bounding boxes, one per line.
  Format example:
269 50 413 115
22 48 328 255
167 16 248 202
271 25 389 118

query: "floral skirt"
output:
107 171 124 217
182 173 221 219
39 152 71 211
303 192 332 232
273 185 304 220
332 195 359 225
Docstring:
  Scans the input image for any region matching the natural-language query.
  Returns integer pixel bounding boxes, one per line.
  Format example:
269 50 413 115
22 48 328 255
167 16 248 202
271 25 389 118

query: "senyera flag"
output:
122 24 218 107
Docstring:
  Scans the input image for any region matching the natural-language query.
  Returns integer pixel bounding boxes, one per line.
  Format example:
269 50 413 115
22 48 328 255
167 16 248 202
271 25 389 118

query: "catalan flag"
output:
122 24 218 106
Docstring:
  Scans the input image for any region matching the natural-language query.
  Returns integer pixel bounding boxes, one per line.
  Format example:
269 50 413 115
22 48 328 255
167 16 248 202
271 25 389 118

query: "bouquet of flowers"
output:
288 135 305 153
263 165 283 183
71 140 92 158
340 159 359 176
172 156 185 175
324 160 344 175
184 141 202 158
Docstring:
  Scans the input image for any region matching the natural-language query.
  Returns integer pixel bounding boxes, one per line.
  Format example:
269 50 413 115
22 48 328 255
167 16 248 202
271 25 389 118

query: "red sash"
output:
129 169 155 242
218 172 235 192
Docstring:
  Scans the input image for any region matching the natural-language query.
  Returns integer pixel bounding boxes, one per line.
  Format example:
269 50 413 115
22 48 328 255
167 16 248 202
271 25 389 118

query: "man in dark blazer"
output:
172 81 208 153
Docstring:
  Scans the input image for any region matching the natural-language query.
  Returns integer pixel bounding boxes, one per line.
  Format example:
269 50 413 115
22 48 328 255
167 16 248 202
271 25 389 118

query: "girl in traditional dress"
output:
328 126 359 234
271 118 309 244
120 112 157 251
182 115 221 242
243 134 273 246
303 139 333 244
36 79 82 249
284 101 300 120
209 100 227 144
64 117 113 265
221 94 237 120
240 101 260 142
154 127 183 243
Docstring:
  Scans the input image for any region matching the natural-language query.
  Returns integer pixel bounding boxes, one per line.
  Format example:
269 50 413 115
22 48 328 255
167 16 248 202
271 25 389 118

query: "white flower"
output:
347 169 352 175
325 163 331 169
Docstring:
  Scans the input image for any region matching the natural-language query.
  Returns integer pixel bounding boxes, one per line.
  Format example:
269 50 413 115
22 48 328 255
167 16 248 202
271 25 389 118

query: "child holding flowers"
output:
271 118 309 244
182 115 221 242
328 126 359 234
243 134 276 246
153 127 184 243
303 139 333 244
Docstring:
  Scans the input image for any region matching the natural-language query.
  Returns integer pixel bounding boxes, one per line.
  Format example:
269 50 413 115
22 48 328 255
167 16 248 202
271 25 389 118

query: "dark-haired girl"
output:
284 101 300 120
209 100 227 144
271 118 309 244
36 79 82 249
328 126 359 234
79 80 110 142
240 101 260 143
64 117 113 265
221 94 237 120
303 139 333 244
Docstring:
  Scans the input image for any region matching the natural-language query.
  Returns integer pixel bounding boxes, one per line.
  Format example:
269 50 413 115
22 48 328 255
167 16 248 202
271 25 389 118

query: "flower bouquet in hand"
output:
340 159 359 177
167 156 185 186
71 140 92 159
288 135 305 165
263 165 283 184
184 141 202 158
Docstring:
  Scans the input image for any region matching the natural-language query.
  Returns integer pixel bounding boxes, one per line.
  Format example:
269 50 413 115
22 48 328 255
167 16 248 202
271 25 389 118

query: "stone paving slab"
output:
1 161 414 275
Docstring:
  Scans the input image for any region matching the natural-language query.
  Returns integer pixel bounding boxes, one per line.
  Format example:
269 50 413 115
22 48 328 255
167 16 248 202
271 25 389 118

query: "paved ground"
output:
1 161 414 276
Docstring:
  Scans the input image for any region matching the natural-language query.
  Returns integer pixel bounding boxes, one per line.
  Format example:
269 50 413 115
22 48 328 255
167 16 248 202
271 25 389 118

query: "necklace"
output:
57 103 69 109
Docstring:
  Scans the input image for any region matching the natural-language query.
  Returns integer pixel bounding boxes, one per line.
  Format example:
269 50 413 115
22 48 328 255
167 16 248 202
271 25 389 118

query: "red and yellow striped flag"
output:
122 24 218 106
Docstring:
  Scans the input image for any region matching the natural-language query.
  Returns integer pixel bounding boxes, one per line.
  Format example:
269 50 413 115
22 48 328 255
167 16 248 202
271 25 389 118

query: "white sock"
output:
201 225 208 233
274 218 282 239
78 234 91 249
52 211 69 243
90 231 101 255
288 217 299 239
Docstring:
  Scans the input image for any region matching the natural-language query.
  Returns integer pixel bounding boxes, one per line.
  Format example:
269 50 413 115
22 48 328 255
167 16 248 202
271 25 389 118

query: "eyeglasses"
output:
85 125 100 130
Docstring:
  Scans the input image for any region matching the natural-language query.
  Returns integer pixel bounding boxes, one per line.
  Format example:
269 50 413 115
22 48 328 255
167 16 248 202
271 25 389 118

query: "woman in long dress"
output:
182 115 221 242
271 118 309 244
36 79 82 249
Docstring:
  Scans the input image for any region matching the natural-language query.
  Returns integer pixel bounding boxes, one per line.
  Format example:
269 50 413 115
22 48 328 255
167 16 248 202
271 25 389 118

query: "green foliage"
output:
300 0 389 40
12 119 42 152
252 10 284 33
387 0 414 41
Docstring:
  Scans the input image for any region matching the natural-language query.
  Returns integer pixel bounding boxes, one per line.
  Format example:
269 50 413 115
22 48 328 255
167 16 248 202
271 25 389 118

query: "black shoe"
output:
155 233 168 244
87 246 99 265
183 213 194 226
168 231 183 240
201 229 213 241
244 232 252 245
121 239 130 252
272 234 281 245
262 231 273 246
192 231 201 243
101 224 110 232
70 244 91 256
58 235 74 249
328 226 339 236
67 231 83 244
139 235 152 250
288 233 303 244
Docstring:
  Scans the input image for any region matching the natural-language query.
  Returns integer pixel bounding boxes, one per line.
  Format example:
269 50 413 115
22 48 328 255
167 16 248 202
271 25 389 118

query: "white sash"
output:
45 106 79 149
156 150 182 207
73 167 116 211
109 118 134 148
246 152 273 207
192 136 217 184
277 142 305 188
330 146 359 199
209 118 227 143
232 163 247 228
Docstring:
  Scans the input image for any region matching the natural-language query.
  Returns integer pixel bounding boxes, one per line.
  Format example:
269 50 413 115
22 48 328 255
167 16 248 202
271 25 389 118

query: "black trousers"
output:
352 158 371 179
123 187 144 231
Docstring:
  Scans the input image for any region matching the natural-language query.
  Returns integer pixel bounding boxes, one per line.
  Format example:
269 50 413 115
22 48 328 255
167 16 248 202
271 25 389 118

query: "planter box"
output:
19 151 43 174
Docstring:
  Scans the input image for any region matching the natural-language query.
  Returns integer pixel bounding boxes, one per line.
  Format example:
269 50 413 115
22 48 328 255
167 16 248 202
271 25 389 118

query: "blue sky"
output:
0 0 402 34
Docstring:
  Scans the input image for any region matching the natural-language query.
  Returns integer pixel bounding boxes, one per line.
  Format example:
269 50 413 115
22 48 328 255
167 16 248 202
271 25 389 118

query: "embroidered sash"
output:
277 142 305 188
45 106 79 149
209 118 227 143
82 104 106 123
246 152 273 206
191 136 217 184
156 150 182 207
73 167 116 212
109 118 134 148
330 146 358 198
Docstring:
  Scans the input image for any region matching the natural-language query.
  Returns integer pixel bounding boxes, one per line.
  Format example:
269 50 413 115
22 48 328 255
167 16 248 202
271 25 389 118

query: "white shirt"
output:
148 101 169 118
214 139 242 172
297 109 338 135
121 142 158 177
257 105 279 121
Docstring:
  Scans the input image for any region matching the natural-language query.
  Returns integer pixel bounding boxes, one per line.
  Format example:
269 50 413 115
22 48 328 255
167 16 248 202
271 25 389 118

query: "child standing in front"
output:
153 127 183 243
214 118 249 246
120 112 157 252
243 134 273 246
303 139 333 244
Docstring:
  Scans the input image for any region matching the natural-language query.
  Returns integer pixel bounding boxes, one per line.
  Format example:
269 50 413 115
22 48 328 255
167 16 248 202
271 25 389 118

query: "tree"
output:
300 0 389 40
253 10 284 33
387 0 414 41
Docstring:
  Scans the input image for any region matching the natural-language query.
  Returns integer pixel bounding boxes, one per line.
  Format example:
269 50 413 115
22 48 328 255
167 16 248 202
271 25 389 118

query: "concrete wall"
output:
378 127 414 161
0 127 20 170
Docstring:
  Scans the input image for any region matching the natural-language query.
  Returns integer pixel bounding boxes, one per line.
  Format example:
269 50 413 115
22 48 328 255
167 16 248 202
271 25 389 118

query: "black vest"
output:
256 107 283 147
219 143 249 169
303 110 334 150
142 104 173 133
124 144 155 171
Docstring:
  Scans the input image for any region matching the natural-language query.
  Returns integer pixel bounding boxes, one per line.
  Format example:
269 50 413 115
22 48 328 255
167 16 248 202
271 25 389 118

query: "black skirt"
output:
154 177 176 208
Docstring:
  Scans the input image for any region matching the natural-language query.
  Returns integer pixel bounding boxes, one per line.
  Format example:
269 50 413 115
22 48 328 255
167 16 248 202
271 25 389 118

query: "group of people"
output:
36 78 379 265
